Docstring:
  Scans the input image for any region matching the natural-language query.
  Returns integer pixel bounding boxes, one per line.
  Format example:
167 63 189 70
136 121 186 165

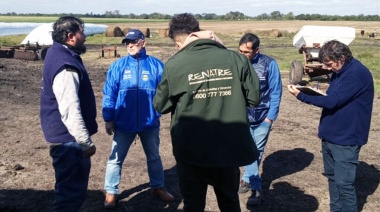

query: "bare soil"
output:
0 21 379 212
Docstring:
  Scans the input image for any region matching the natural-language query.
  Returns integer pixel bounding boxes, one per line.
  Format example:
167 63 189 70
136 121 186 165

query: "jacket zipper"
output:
136 58 140 130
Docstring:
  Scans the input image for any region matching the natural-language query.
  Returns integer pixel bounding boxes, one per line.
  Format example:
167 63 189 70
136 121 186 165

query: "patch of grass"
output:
0 34 25 46
0 16 59 23
86 34 121 45
350 37 380 93
82 18 168 24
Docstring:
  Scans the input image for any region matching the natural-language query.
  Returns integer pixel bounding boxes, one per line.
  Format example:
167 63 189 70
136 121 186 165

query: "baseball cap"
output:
122 29 145 44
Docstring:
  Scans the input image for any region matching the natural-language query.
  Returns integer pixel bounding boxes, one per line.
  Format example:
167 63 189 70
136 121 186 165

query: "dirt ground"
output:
0 21 379 212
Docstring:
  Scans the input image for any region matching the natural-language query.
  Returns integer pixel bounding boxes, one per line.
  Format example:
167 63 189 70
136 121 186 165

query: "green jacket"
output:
154 39 261 167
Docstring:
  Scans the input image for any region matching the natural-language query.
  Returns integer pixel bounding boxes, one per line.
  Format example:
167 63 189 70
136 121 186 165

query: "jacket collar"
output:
251 53 262 63
129 47 147 60
52 41 81 58
336 58 354 76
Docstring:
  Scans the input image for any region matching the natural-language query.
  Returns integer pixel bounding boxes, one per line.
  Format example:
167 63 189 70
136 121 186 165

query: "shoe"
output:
152 187 175 202
104 193 117 209
238 180 250 194
247 190 263 206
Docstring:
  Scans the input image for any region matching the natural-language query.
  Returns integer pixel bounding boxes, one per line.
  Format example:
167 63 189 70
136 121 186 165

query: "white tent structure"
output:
20 23 108 46
0 22 42 36
20 23 54 45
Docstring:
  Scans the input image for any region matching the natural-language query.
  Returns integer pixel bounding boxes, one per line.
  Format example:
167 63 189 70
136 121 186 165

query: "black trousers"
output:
176 160 241 212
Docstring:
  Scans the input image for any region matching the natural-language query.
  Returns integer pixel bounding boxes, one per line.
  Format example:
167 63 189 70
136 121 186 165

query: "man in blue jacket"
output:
288 40 374 212
102 29 174 208
237 33 283 206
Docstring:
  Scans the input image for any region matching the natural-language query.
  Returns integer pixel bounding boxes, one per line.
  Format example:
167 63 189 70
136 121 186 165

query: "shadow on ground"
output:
0 166 181 212
1 151 378 212
356 161 380 212
244 148 319 211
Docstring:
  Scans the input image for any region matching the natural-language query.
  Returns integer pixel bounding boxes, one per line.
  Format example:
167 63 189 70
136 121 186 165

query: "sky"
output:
0 0 379 16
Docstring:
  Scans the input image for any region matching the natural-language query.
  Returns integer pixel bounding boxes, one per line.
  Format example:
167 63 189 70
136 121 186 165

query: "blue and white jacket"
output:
102 48 163 132
247 53 282 125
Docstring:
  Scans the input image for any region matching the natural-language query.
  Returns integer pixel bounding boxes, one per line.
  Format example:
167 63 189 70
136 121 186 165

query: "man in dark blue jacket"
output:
40 16 97 212
288 40 374 212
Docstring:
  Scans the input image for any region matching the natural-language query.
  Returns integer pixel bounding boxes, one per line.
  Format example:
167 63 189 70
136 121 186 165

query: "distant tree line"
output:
2 10 380 21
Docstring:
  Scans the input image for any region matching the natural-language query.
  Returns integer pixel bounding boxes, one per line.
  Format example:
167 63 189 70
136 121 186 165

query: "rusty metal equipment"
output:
14 45 39 61
289 25 356 85
101 45 118 59
0 46 16 58
0 43 50 61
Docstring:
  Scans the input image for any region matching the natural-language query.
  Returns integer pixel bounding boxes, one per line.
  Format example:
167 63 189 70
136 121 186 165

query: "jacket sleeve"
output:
242 59 261 107
156 60 164 84
153 67 174 114
102 63 119 122
266 60 283 121
297 73 363 109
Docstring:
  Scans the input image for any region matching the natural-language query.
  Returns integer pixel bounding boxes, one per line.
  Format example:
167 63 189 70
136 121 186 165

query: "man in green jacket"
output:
153 13 261 212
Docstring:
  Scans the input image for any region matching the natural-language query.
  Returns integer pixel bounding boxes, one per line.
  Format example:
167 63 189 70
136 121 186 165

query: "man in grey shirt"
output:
40 16 97 212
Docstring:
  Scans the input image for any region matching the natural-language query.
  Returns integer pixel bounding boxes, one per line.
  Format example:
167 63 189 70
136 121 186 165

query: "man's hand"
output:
264 118 272 123
83 145 96 158
287 85 300 97
105 121 114 135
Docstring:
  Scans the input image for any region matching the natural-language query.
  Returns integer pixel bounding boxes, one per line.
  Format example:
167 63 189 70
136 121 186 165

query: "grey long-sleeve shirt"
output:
52 68 94 151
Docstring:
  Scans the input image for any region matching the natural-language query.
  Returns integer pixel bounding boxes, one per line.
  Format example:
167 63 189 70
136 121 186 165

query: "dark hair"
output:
168 13 200 39
318 40 353 63
239 33 260 49
52 16 84 44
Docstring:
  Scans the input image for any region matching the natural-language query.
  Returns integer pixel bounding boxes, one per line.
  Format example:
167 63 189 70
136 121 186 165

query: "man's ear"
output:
67 32 75 42
175 41 183 50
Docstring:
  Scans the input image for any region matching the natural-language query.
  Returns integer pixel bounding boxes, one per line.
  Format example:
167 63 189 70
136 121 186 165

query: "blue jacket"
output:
247 53 282 124
40 42 98 143
297 58 374 146
102 48 163 132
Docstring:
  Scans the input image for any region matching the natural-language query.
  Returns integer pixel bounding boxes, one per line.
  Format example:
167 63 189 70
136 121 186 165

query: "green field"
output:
1 17 379 93
0 15 167 23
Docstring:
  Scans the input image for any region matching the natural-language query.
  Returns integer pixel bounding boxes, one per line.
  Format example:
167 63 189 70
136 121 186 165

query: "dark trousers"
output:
322 140 361 212
176 160 241 212
50 141 91 212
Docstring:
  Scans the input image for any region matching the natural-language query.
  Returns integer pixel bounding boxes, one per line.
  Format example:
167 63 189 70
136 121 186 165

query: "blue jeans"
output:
50 141 91 212
322 140 361 212
241 120 272 190
104 128 164 194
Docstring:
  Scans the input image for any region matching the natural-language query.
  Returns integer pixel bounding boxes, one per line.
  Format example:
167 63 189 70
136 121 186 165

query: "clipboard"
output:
296 86 327 96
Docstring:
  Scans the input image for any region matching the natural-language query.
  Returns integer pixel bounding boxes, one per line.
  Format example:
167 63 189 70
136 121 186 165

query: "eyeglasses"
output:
125 39 142 46
322 60 338 68
238 49 253 55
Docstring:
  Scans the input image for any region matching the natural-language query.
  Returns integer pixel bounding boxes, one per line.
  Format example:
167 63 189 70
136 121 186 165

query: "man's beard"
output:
75 44 87 54
67 43 87 54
